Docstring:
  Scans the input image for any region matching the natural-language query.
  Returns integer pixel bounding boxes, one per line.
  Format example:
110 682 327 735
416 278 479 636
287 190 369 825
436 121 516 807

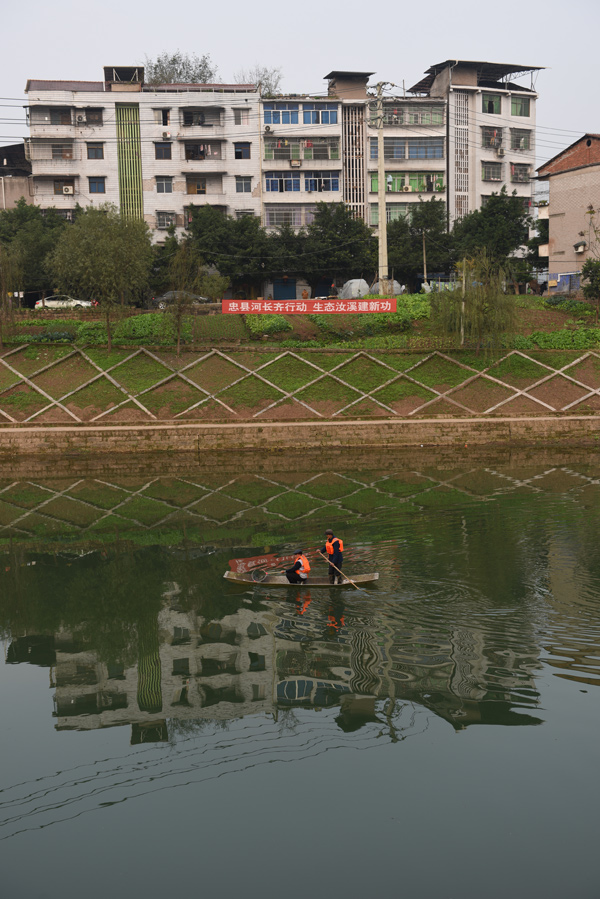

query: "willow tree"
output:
0 242 24 348
430 249 516 354
166 241 205 355
46 204 153 351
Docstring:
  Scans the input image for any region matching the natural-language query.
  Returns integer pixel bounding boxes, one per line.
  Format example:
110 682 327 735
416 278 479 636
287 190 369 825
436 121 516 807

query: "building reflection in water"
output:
6 576 544 743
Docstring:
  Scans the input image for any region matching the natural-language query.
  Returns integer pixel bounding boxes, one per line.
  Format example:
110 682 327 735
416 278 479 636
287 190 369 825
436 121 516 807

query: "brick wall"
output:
545 164 600 273
539 136 600 176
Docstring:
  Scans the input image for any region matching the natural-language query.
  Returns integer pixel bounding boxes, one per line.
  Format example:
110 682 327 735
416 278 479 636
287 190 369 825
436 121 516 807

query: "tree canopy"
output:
143 50 217 85
430 249 517 353
303 203 377 291
234 65 283 97
388 198 452 289
0 199 67 294
46 204 153 350
452 187 531 262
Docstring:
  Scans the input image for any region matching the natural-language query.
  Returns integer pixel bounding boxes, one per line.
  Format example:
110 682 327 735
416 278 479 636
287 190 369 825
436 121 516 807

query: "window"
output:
186 176 206 194
236 209 255 219
304 171 340 192
482 162 503 181
248 652 266 672
302 103 338 125
236 176 252 193
234 142 251 160
185 142 221 160
264 206 316 228
511 163 530 183
407 138 444 159
481 127 503 149
53 179 75 195
51 143 73 160
370 172 445 193
263 102 299 125
85 108 103 125
234 108 250 125
511 129 531 150
482 93 501 115
50 108 72 125
265 206 300 227
154 108 170 126
370 203 413 226
155 142 172 160
374 104 445 126
183 108 206 126
156 176 173 193
265 171 300 192
54 209 75 222
264 137 340 161
172 658 190 676
370 137 405 160
87 143 104 160
306 138 339 160
511 96 530 117
88 177 105 194
157 211 176 230
173 627 190 645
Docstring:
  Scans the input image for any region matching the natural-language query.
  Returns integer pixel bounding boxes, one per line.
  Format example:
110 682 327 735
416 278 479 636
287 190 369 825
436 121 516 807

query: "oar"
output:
318 551 365 592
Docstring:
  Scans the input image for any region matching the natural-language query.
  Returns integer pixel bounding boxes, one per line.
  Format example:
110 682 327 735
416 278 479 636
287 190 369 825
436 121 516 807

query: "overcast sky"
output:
2 0 598 169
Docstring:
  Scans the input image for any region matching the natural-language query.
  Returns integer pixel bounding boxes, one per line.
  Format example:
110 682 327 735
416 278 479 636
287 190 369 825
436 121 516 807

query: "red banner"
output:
223 299 397 314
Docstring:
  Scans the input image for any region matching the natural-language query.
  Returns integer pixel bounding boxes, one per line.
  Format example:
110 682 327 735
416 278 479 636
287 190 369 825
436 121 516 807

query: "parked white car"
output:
35 296 96 311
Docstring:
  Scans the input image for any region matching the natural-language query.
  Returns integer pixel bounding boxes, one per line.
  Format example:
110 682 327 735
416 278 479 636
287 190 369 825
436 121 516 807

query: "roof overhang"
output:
409 60 544 94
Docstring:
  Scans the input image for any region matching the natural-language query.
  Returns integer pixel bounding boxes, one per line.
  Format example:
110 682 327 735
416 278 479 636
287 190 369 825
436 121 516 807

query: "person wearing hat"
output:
321 529 344 584
285 550 311 584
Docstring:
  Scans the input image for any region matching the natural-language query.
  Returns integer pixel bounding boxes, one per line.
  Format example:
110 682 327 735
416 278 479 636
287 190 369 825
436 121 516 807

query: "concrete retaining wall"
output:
0 415 599 459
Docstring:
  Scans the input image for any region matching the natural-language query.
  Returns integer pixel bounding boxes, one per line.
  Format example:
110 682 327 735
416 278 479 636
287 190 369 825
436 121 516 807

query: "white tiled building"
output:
25 66 261 238
408 60 541 223
24 61 540 242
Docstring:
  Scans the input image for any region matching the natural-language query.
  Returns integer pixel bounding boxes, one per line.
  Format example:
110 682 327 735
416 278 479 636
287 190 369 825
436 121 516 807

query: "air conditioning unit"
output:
496 147 505 157
76 113 86 124
162 131 171 139
290 159 301 168
63 185 74 195
402 185 412 192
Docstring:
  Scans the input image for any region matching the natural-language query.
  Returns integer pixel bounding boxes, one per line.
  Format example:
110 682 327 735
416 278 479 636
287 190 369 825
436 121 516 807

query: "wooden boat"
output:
224 570 379 587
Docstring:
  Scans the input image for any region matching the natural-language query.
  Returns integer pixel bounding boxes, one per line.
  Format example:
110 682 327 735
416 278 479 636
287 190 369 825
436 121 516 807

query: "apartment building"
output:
408 60 541 223
24 61 540 241
25 66 261 237
536 134 600 288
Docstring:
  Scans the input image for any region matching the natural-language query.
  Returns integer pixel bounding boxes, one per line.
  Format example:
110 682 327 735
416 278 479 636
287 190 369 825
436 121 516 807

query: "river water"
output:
1 450 599 898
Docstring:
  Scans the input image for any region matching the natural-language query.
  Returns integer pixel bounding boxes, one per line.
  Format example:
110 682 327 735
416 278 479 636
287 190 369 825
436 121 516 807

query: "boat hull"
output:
224 571 379 587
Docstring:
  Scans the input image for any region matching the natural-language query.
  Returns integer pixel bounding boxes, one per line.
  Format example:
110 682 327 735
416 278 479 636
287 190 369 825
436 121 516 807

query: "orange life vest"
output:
325 537 343 555
297 554 311 577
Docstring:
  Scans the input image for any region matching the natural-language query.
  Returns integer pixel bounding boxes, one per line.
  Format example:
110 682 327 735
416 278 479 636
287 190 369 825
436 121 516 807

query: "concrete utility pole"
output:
376 82 392 296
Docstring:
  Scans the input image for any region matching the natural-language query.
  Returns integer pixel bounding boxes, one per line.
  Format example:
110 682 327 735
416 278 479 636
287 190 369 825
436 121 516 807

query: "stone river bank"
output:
0 344 599 456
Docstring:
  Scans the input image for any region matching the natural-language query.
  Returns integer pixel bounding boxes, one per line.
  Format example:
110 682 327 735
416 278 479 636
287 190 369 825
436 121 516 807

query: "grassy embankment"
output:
1 294 600 422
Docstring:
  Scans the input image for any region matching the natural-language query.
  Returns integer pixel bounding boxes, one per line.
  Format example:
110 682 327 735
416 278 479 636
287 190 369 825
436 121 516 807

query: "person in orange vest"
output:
321 529 344 584
285 550 311 584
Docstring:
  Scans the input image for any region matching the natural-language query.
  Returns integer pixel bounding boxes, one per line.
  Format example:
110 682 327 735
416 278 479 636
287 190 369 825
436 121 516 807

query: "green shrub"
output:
245 314 292 338
544 297 592 316
113 313 180 345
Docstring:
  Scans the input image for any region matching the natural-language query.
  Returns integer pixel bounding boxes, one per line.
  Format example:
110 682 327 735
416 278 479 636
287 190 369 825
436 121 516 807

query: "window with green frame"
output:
511 129 531 150
482 93 501 115
370 172 445 193
370 203 413 225
511 96 530 117
264 137 339 161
